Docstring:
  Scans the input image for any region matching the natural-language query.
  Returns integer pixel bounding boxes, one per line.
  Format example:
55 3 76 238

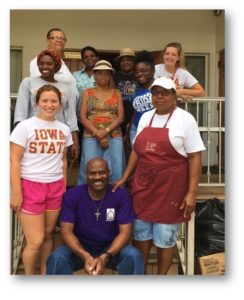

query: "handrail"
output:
11 211 24 274
179 97 225 186
176 96 225 275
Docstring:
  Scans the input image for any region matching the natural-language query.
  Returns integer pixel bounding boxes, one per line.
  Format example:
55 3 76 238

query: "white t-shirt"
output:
154 64 198 88
30 57 77 86
135 107 205 157
10 116 73 182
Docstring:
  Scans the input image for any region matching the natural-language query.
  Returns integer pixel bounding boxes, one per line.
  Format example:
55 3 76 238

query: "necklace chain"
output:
89 190 107 221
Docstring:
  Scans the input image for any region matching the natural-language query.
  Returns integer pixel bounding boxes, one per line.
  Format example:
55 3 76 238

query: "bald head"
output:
86 158 110 194
86 157 109 173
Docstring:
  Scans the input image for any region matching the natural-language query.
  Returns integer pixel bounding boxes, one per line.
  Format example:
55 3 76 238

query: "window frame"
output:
10 46 23 94
184 52 209 95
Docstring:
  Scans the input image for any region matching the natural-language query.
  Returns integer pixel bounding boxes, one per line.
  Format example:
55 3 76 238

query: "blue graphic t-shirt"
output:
114 72 138 127
132 88 154 128
114 72 137 103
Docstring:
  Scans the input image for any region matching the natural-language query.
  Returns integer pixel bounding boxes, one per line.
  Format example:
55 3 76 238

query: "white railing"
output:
176 97 225 275
11 211 24 274
10 94 24 274
176 216 195 275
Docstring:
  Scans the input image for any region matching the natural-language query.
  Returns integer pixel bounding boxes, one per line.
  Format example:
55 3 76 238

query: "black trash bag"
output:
195 198 225 257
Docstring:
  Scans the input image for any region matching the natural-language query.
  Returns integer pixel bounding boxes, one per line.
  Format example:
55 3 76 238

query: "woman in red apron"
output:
113 77 205 274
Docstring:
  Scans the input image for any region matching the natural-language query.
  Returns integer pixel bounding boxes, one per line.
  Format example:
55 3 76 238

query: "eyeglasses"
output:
48 36 66 42
151 89 172 96
134 68 153 76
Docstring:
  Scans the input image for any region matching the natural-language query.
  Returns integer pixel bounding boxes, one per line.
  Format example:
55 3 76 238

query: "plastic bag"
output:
195 198 225 257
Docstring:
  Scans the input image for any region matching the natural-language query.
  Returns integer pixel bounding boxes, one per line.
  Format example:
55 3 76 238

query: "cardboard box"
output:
197 252 225 275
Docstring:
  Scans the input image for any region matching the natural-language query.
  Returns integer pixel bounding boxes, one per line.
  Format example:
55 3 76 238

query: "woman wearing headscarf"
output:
14 49 79 159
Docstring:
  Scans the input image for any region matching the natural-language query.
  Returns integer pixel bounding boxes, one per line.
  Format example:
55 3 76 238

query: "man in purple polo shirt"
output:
46 157 144 275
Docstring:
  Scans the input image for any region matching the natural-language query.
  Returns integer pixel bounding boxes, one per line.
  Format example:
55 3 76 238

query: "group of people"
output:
10 27 206 275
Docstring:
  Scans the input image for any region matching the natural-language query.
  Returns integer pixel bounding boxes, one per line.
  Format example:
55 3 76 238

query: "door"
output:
63 48 84 73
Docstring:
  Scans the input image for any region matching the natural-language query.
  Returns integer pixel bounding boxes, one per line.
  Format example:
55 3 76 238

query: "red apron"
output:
133 109 189 223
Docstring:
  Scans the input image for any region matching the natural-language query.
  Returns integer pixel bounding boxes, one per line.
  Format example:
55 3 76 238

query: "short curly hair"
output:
37 49 62 73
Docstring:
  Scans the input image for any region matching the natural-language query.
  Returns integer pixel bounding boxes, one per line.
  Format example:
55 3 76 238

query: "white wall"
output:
10 9 224 96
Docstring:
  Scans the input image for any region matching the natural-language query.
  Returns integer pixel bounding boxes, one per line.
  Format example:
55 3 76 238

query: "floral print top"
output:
83 88 122 138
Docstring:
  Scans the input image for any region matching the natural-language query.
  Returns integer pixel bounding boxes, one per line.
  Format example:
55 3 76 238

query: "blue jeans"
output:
77 137 125 185
46 244 144 275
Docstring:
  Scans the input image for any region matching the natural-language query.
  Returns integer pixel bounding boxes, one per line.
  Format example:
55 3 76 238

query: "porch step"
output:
196 186 224 201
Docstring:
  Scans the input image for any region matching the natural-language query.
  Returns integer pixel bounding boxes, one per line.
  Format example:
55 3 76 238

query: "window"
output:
185 53 209 94
10 47 22 129
184 53 209 126
10 47 22 93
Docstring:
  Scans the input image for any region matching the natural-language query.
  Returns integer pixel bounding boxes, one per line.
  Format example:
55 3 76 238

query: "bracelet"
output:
105 127 110 133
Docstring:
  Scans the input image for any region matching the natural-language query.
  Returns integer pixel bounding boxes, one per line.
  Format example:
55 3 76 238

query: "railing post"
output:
175 96 225 275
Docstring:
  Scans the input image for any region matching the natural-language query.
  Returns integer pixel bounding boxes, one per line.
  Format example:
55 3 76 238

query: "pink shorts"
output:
21 178 65 215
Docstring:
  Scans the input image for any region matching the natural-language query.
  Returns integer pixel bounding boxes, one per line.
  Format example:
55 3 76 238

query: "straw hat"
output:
114 47 135 61
93 60 115 74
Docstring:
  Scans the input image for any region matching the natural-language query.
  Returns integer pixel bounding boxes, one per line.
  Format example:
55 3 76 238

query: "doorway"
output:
63 48 162 73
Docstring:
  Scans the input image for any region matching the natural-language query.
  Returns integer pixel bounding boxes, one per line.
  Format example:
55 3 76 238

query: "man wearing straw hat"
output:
114 48 138 138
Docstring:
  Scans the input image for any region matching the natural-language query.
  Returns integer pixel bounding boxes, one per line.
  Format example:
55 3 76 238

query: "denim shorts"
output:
133 219 180 248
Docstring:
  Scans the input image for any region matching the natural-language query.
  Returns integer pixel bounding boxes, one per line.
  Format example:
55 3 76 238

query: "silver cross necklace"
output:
89 190 107 221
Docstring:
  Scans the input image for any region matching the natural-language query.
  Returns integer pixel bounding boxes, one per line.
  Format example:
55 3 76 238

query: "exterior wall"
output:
10 9 224 96
216 11 225 52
